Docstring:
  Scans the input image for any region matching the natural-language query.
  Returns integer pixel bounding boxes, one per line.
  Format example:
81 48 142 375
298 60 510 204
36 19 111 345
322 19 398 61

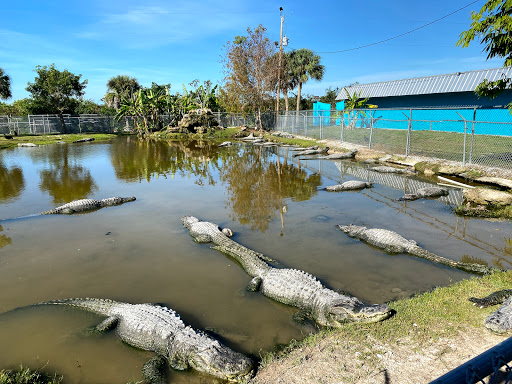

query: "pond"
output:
0 136 510 383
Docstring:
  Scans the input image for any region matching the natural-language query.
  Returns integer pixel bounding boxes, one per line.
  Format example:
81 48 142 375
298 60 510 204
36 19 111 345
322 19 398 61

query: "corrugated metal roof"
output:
336 67 512 100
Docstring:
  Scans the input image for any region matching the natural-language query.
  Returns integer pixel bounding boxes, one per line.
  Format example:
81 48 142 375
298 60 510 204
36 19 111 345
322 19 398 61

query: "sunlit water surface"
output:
0 136 510 383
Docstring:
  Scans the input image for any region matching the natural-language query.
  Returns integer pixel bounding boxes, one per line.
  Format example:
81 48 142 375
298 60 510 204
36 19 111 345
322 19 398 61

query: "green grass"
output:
0 133 118 149
306 125 512 165
0 366 62 384
259 271 512 369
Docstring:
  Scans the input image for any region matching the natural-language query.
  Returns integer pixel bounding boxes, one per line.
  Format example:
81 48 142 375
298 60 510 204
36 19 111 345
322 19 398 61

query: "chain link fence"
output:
0 114 136 135
0 112 278 135
275 108 512 169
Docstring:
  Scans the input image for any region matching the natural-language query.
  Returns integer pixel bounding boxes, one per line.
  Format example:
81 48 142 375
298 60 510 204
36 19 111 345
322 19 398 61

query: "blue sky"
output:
1 0 505 103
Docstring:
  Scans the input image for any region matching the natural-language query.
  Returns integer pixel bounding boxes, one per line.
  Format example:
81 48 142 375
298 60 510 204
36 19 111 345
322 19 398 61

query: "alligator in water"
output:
317 150 358 160
371 166 416 174
16 298 253 383
398 187 449 201
293 147 329 157
2 197 136 221
469 290 512 333
322 180 372 192
40 197 136 215
182 216 392 327
337 224 498 275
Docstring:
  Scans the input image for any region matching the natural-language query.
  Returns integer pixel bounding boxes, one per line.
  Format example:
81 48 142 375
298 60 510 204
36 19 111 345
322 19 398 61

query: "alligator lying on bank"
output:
182 216 393 327
40 197 136 214
20 298 254 383
293 147 329 157
469 290 512 333
398 187 449 201
337 224 498 275
290 145 319 151
322 180 372 192
317 150 358 160
371 166 416 175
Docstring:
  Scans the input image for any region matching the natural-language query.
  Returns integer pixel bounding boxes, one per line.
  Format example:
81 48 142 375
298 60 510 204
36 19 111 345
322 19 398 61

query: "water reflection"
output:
220 146 321 232
0 225 12 249
33 145 97 203
110 137 226 184
0 159 25 202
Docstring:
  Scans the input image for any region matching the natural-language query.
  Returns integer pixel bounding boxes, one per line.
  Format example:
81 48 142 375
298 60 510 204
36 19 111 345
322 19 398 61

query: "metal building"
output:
336 67 512 109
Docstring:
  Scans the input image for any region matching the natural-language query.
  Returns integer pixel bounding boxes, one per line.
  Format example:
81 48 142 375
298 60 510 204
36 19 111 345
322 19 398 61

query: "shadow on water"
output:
220 145 321 232
0 136 510 383
32 144 98 204
0 156 25 203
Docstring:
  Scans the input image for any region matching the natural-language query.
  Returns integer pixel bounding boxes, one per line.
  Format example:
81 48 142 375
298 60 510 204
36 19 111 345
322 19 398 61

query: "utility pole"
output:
275 7 284 130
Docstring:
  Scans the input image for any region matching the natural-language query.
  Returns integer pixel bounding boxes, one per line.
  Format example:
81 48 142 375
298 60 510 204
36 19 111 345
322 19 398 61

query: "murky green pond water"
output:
0 136 510 383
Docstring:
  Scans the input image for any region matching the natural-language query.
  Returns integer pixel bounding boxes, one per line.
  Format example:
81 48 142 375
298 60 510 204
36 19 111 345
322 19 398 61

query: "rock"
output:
463 187 512 206
177 108 219 133
18 143 37 147
218 141 232 147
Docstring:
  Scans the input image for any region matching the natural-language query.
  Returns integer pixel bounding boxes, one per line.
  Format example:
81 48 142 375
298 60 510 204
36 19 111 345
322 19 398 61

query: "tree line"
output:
1 0 509 132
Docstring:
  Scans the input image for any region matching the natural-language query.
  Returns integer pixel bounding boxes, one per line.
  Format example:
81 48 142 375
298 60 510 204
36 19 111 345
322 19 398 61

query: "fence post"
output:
340 113 345 143
402 110 412 156
320 114 323 139
456 111 467 165
469 107 476 164
368 114 374 149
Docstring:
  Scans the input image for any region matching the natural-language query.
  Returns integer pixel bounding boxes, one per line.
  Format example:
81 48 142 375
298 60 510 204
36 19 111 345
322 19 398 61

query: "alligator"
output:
469 290 512 333
293 147 329 157
398 187 449 201
371 166 416 174
40 197 136 215
290 145 319 151
182 216 393 327
2 197 136 222
20 298 254 383
317 150 358 160
73 137 95 143
337 224 498 275
322 180 372 192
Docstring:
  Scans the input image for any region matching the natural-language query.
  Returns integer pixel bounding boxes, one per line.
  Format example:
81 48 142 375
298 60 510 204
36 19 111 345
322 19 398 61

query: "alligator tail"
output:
38 298 119 316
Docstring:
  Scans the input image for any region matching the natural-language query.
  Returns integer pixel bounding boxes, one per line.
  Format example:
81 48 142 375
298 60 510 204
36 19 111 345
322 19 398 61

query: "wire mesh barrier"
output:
0 115 136 135
0 112 277 135
212 111 276 130
275 108 512 169
430 336 512 384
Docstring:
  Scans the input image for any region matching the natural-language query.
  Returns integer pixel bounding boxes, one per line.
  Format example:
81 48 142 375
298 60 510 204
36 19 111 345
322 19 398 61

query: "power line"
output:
318 0 482 54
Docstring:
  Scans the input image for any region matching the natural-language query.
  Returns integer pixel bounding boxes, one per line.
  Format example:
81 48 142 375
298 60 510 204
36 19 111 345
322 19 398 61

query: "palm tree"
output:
0 67 12 100
288 49 324 114
281 52 298 112
103 75 140 110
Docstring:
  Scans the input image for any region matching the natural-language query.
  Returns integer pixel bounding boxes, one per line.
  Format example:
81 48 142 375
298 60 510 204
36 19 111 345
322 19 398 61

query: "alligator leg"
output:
142 355 168 384
247 277 262 292
95 316 118 332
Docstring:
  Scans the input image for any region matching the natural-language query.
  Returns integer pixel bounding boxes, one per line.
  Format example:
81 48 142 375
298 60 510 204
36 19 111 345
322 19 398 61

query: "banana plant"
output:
340 88 377 129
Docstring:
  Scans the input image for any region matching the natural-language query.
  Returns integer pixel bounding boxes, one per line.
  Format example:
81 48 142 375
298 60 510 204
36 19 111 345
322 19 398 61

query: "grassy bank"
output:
254 271 512 383
0 133 119 150
0 366 62 384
